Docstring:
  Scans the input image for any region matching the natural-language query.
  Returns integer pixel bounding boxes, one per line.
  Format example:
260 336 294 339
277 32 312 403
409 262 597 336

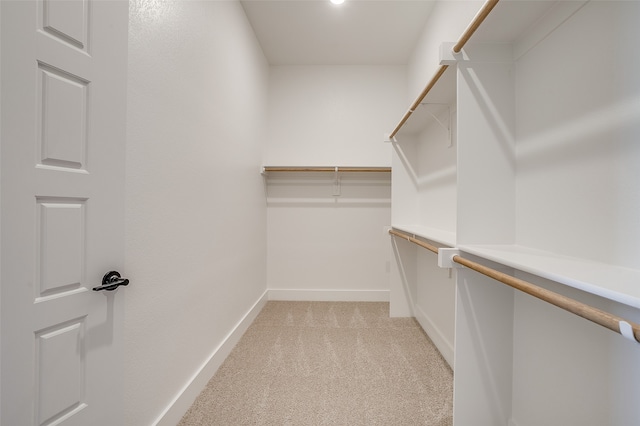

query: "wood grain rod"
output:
388 0 501 139
452 255 640 344
388 64 449 140
388 229 439 254
452 0 501 53
263 166 391 173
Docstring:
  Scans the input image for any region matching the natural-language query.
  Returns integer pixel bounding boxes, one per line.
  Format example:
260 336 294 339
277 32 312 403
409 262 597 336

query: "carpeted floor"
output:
178 301 453 425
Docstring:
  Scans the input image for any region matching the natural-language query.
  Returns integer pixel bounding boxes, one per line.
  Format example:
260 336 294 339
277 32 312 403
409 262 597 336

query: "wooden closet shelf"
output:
390 225 456 248
262 166 391 173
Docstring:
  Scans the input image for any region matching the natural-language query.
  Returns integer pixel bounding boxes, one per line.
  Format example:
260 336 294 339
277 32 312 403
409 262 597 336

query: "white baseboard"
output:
153 290 269 426
268 289 389 302
414 305 454 369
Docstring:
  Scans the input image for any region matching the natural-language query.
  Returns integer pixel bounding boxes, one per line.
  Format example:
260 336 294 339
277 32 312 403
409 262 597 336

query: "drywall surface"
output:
265 65 404 166
264 66 404 298
265 173 392 299
415 250 455 365
125 1 268 424
515 0 640 269
511 272 640 426
407 0 483 101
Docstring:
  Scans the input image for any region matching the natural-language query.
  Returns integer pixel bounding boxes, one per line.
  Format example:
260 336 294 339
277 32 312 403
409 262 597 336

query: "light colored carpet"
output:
179 301 453 425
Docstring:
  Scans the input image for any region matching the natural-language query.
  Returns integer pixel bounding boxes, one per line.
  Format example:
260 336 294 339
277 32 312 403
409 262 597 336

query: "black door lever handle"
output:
93 271 130 291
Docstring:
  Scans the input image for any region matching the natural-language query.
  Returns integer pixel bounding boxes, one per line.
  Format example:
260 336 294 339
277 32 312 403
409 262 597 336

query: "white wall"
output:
265 66 404 300
0 3 3 411
125 1 269 425
407 1 483 101
515 0 640 268
266 66 403 166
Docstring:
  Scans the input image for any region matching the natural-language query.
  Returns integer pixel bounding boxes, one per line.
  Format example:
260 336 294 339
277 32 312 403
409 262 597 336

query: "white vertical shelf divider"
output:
455 43 515 246
452 41 517 425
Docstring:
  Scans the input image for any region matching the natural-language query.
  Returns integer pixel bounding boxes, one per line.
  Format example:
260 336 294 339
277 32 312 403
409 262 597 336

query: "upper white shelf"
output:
458 244 640 310
391 224 456 248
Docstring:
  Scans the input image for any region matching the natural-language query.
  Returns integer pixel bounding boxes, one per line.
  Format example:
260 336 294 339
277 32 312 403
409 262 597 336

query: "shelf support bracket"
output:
332 166 341 196
383 133 398 144
619 321 639 344
440 41 463 65
438 248 462 269
419 103 452 147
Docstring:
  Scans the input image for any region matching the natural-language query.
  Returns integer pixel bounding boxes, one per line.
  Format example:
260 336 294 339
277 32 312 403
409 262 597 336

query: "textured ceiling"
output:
240 0 436 65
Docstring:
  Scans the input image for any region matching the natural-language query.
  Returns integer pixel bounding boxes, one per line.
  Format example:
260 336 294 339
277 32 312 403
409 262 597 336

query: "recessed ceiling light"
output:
330 0 345 5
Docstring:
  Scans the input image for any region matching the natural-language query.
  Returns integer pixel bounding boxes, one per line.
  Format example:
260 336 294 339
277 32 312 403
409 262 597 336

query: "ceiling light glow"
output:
330 0 345 5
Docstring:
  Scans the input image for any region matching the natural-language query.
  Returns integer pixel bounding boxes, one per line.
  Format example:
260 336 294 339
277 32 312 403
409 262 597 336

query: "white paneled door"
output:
1 1 128 425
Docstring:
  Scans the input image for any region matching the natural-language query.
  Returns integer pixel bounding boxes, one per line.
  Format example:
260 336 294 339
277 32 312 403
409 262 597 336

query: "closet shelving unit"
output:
390 0 640 310
389 0 640 424
387 0 500 249
262 165 392 299
262 166 391 173
261 166 392 204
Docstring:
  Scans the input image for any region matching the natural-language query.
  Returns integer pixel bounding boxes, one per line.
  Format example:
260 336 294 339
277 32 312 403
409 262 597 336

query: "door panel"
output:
1 1 128 425
35 318 87 425
38 64 88 170
37 199 86 297
42 0 88 48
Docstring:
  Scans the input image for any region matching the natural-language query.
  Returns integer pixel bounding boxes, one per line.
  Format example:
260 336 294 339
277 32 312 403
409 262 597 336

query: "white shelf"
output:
458 244 640 310
391 224 456 248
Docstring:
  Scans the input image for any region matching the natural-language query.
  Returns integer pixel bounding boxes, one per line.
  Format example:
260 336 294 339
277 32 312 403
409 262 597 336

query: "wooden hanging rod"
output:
263 166 391 173
451 254 640 344
388 0 501 139
388 64 449 139
452 0 500 53
389 229 439 254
